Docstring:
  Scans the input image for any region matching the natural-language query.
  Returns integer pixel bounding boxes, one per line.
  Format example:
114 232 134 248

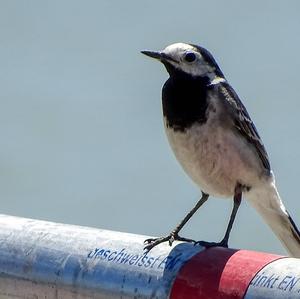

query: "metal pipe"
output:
0 214 299 298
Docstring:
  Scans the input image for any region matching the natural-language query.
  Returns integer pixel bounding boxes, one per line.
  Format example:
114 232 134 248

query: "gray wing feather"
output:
218 82 271 171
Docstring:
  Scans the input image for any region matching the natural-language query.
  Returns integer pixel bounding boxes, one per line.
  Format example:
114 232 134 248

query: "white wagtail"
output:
141 42 300 257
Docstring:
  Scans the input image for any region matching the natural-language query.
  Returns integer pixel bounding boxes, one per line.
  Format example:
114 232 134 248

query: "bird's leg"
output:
144 192 209 252
196 185 242 248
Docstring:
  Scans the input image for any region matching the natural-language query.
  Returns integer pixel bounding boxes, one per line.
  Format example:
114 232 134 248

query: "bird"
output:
141 42 300 257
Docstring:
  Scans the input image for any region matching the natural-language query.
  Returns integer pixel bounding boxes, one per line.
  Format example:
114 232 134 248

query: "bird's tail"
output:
247 177 300 257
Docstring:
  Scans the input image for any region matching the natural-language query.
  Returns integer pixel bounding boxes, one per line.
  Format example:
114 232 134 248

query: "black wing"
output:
218 82 271 171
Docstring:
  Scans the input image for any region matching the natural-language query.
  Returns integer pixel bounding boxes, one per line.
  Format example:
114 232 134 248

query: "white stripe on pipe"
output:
245 258 300 298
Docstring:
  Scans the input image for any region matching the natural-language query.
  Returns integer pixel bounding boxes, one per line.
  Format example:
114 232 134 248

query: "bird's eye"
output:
184 52 196 63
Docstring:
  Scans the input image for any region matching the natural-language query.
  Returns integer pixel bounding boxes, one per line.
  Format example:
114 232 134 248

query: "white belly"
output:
165 121 263 197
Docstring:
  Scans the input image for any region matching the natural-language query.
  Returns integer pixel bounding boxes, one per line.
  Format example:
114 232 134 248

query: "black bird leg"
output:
144 192 209 252
196 184 242 248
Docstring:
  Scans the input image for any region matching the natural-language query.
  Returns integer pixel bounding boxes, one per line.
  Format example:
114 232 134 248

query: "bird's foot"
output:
194 238 228 249
144 232 195 252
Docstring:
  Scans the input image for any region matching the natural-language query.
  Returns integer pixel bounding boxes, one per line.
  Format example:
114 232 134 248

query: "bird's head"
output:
142 42 224 81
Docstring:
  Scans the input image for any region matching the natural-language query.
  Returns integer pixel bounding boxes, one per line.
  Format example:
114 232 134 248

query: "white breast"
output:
164 119 263 198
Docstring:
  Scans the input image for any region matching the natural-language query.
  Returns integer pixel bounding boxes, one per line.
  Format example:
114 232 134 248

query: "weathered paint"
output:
0 214 202 298
0 214 299 299
170 248 282 299
245 258 300 298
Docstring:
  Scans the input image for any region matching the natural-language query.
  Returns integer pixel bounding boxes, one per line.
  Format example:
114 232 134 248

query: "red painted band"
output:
170 247 283 299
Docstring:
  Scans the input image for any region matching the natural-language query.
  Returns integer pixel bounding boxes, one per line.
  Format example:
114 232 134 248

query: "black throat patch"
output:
162 64 210 132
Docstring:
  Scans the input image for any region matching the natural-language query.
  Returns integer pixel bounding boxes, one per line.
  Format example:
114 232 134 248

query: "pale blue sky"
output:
0 1 300 256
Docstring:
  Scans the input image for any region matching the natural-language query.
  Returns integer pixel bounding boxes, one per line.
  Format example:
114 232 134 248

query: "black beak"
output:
141 50 162 60
141 50 178 63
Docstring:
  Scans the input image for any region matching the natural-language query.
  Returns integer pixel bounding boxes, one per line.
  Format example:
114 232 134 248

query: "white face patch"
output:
162 43 216 78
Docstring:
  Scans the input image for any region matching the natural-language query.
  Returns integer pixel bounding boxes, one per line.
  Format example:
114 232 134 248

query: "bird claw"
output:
144 233 196 252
